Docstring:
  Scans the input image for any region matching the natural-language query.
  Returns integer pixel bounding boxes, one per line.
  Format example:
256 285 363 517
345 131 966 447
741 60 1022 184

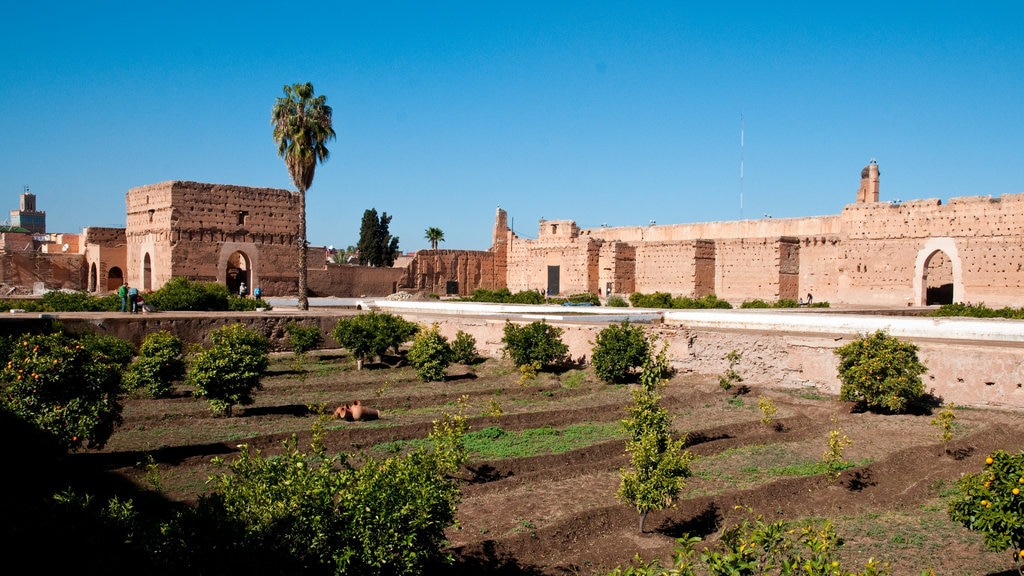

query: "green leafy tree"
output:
948 450 1024 564
591 321 649 383
501 320 568 369
123 331 185 398
166 404 468 575
77 332 136 370
187 324 270 416
450 330 479 364
424 226 445 250
617 345 694 532
0 331 125 450
332 312 419 370
147 277 230 311
272 82 336 311
407 324 453 382
835 330 927 413
284 321 323 376
356 208 400 267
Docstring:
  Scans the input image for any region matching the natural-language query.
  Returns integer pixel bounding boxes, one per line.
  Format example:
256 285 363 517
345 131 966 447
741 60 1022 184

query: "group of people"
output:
117 282 143 313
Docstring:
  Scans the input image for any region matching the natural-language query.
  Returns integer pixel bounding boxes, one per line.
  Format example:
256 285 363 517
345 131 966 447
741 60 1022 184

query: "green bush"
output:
501 320 568 369
228 295 272 311
740 299 772 308
835 330 927 413
933 302 1024 319
187 324 269 416
167 407 468 575
147 277 230 311
407 324 453 382
629 292 732 309
0 331 125 450
332 312 419 369
606 295 628 307
630 291 672 308
947 450 1024 560
285 322 323 355
591 321 649 383
77 332 136 370
123 331 185 398
509 290 545 305
40 290 120 312
450 330 478 364
465 287 545 305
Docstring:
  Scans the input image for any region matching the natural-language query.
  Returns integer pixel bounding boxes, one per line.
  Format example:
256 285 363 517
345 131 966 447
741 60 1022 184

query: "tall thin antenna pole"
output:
739 113 744 219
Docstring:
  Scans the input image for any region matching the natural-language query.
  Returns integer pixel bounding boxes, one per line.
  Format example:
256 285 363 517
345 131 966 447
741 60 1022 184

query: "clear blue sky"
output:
3 2 1022 251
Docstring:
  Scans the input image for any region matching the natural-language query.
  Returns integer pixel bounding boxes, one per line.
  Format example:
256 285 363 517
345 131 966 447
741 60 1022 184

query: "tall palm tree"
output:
424 227 445 250
272 82 335 310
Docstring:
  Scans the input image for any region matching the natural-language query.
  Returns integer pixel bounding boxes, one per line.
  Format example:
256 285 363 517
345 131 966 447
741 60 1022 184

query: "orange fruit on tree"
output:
986 456 994 465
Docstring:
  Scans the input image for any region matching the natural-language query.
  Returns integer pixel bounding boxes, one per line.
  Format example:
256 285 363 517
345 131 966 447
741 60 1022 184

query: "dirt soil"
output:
78 353 1024 575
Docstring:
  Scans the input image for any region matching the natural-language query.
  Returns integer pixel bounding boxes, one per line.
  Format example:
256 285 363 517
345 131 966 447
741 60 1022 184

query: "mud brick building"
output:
2 161 1023 307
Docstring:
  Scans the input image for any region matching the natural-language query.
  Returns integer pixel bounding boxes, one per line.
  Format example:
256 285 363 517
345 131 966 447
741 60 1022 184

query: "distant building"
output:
10 189 46 234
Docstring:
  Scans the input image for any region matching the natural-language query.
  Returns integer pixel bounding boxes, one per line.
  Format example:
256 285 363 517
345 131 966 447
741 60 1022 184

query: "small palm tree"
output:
271 82 335 310
424 227 445 250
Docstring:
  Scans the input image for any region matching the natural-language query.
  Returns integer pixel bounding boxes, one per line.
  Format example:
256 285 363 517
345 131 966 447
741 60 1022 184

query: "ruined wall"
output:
308 265 404 297
397 249 499 296
796 236 841 304
597 242 635 296
0 251 86 291
713 238 792 302
633 240 715 297
505 228 602 296
582 215 842 243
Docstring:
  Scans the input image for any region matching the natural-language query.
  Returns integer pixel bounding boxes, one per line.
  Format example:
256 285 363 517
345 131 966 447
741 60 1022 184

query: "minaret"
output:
856 160 880 203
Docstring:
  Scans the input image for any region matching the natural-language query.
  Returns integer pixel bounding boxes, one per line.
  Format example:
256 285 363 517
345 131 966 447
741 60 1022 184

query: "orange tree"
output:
948 450 1024 567
835 330 927 413
0 331 127 450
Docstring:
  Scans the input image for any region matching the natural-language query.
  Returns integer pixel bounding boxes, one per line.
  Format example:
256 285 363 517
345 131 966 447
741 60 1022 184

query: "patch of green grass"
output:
370 421 624 460
726 397 745 407
560 369 587 389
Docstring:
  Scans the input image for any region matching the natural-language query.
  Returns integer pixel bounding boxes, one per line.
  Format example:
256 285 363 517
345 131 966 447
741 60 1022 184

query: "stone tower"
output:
856 160 880 203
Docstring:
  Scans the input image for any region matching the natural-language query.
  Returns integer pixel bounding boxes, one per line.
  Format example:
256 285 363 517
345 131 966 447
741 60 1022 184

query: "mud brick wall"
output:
505 235 600 296
597 242 635 296
308 265 404 297
713 238 790 302
397 249 499 296
0 251 86 291
797 236 840 304
634 240 715 297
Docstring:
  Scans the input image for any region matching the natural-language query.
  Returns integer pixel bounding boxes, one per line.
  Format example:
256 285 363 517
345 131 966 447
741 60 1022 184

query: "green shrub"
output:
630 292 732 309
740 299 771 308
591 321 649 383
77 332 136 370
501 320 568 369
450 330 479 364
509 290 544 305
468 287 512 303
0 299 45 312
285 322 323 355
933 302 1024 319
407 324 453 382
618 345 694 532
170 406 468 575
332 312 419 369
0 331 125 450
39 290 119 312
606 295 628 307
147 277 230 311
947 450 1024 560
123 331 185 398
187 324 269 416
835 330 927 413
228 296 272 311
629 291 672 308
565 292 600 306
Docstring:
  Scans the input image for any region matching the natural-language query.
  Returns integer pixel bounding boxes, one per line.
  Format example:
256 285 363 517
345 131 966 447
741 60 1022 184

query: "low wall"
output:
3 305 1021 410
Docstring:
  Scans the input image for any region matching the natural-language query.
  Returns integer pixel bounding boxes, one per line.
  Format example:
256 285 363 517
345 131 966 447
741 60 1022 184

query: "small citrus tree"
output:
187 324 269 416
501 320 568 369
617 344 694 532
591 320 649 384
407 324 453 382
332 312 418 370
123 330 185 398
0 331 126 450
835 330 927 413
948 450 1024 566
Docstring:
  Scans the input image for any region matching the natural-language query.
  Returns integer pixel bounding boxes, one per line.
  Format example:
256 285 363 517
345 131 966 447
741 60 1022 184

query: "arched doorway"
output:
913 238 963 306
89 263 97 292
143 254 153 291
107 267 124 292
226 251 250 296
924 250 954 305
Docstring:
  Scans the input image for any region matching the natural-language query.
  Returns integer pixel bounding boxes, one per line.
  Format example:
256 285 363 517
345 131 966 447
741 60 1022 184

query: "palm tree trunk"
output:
297 187 309 311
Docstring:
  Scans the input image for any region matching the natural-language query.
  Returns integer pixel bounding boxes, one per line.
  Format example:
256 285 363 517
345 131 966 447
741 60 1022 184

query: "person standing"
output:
128 285 139 313
118 282 128 312
239 282 248 298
